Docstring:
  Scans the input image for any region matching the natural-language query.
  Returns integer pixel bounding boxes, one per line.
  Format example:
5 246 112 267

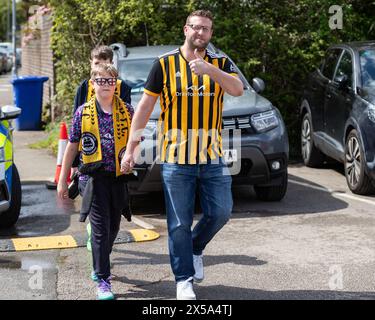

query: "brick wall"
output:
21 12 55 121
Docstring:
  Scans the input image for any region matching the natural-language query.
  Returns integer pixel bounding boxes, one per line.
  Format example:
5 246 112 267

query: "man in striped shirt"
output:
121 9 243 300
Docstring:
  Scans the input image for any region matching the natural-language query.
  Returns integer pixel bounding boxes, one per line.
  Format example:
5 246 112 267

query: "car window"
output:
360 49 375 89
334 51 353 88
322 49 342 79
118 58 155 93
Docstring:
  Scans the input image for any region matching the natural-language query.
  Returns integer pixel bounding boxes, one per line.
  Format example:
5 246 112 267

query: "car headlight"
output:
368 103 375 123
0 148 4 162
250 109 279 132
143 120 157 139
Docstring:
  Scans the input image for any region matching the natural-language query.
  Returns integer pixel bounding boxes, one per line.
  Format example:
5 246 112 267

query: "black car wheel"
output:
301 113 325 167
0 164 22 229
344 130 375 195
254 169 288 201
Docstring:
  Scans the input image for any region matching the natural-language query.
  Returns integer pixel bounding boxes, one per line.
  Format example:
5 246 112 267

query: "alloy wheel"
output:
301 117 311 162
345 136 361 188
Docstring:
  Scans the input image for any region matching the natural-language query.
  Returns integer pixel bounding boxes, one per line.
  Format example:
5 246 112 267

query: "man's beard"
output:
187 37 208 51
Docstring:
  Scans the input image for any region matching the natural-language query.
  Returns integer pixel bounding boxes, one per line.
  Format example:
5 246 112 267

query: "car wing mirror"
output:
0 105 21 120
335 74 349 90
252 77 265 93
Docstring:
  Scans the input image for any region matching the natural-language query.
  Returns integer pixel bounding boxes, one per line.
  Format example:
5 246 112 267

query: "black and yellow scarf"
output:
79 95 131 177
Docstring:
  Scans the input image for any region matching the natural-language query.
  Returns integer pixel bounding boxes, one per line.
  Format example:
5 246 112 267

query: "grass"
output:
28 122 63 156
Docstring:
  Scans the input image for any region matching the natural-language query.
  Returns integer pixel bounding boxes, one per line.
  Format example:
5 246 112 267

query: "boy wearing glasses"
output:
58 64 133 300
73 45 133 253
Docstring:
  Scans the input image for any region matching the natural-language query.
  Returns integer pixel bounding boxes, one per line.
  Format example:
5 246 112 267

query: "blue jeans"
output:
161 159 233 282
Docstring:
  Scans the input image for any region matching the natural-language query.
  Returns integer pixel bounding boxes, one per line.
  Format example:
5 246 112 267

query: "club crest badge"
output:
81 132 98 155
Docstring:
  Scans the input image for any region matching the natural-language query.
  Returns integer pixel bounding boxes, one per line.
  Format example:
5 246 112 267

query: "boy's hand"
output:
57 181 69 200
121 151 135 174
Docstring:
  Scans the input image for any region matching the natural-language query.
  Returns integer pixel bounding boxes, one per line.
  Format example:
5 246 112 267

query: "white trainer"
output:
176 277 196 300
193 254 204 283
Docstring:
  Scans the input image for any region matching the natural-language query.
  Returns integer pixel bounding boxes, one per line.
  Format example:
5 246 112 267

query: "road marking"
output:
289 179 375 206
129 229 160 242
12 235 77 251
131 216 155 230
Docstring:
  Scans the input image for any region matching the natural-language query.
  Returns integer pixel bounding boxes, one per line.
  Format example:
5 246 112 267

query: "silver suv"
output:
111 43 289 201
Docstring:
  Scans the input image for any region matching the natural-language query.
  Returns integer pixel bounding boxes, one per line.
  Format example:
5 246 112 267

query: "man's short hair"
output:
186 10 214 25
90 63 118 79
90 45 113 62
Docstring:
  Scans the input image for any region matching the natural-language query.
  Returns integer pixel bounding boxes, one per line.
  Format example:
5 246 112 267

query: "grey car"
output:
301 41 375 195
0 48 11 73
111 43 289 201
0 51 7 74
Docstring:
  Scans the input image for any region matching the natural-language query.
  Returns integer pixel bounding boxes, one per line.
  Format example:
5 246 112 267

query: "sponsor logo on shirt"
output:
175 84 215 97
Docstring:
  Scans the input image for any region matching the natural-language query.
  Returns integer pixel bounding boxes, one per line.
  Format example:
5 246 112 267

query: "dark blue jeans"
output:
161 159 233 282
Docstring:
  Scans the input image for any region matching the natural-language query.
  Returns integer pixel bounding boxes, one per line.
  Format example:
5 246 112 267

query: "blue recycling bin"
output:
11 76 49 130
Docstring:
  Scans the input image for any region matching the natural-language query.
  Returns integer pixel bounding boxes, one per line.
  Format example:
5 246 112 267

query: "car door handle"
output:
326 93 332 99
312 86 317 91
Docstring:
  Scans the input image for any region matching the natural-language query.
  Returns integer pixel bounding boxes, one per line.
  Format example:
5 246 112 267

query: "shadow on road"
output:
114 280 375 300
112 248 267 269
230 172 349 217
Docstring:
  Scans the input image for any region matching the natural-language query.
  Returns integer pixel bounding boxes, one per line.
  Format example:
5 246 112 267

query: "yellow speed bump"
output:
5 229 160 252
129 229 160 242
12 235 78 251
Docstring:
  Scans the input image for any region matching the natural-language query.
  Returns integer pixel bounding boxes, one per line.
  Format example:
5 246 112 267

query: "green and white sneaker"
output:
97 279 115 300
91 270 99 282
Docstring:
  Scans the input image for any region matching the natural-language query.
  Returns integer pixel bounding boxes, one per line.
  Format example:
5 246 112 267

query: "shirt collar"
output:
95 99 112 115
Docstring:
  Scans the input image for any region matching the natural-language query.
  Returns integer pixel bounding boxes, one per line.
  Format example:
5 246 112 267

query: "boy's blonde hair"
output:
90 63 118 79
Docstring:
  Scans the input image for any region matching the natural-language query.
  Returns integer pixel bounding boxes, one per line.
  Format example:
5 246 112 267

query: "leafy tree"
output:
0 0 28 42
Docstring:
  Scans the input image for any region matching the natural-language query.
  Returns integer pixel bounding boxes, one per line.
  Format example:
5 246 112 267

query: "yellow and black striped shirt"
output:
144 48 238 164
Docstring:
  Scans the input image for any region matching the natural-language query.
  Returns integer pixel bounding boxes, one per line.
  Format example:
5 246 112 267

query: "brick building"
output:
21 8 55 121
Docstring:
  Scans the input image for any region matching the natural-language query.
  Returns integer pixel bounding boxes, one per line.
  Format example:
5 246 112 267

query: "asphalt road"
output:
1 162 375 300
